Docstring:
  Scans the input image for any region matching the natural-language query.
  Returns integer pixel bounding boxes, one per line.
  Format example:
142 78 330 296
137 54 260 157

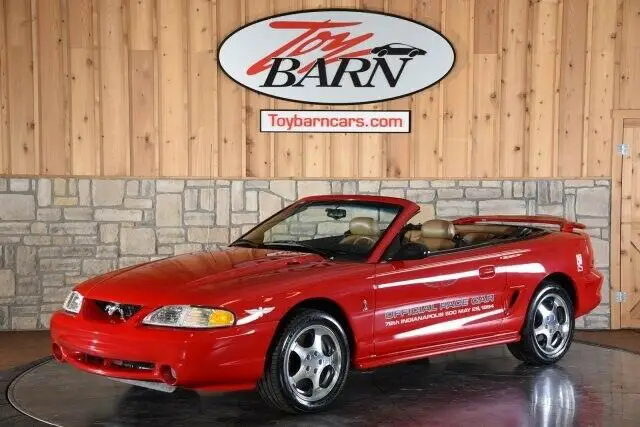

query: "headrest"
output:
421 219 455 239
349 217 379 236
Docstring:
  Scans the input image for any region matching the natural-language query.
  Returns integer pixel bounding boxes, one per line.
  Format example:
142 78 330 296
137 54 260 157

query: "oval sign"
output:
218 9 456 105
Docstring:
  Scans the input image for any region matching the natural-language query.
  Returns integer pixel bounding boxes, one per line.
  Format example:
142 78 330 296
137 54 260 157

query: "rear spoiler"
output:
453 215 586 233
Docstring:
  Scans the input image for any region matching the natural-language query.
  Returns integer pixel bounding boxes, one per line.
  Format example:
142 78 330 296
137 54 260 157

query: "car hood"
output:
78 247 332 306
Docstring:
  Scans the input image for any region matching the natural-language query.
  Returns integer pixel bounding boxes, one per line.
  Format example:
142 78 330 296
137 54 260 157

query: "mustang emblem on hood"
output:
236 307 275 325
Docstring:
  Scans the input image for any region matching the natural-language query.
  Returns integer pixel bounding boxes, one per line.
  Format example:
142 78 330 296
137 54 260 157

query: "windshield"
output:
231 200 403 261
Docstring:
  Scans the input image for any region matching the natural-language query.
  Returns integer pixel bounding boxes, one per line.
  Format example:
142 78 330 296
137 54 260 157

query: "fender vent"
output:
509 290 520 309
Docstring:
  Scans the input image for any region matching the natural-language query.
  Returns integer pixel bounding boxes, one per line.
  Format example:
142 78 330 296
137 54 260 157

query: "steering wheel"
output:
453 234 468 248
350 235 377 249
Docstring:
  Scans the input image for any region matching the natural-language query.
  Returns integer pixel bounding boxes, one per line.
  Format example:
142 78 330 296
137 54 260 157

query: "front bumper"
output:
50 311 276 391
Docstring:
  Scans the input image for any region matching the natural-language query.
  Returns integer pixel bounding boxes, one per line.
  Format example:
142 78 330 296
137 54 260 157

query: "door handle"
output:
478 265 496 279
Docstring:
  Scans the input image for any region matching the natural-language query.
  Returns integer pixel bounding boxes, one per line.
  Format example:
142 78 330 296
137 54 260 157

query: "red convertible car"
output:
50 195 603 413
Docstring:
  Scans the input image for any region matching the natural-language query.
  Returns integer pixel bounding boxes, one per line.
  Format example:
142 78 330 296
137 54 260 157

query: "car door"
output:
373 245 509 357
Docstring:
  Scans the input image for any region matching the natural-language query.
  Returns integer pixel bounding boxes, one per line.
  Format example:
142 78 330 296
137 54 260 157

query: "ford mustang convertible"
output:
50 195 603 413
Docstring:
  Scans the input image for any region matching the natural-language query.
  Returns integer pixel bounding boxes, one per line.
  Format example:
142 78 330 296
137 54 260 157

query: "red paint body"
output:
50 195 603 391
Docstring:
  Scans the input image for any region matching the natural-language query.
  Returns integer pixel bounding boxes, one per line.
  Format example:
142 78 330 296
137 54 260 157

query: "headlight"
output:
62 291 84 314
142 306 235 329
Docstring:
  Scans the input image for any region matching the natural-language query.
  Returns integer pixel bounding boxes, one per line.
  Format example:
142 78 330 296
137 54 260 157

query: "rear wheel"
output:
507 281 575 365
257 309 350 413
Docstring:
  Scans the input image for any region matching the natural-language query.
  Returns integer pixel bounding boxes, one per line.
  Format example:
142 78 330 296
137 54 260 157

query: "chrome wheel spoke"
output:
290 366 307 385
534 323 547 337
537 303 552 318
537 327 552 344
551 297 562 316
290 342 307 360
544 334 556 352
312 330 325 356
310 369 322 391
329 352 340 367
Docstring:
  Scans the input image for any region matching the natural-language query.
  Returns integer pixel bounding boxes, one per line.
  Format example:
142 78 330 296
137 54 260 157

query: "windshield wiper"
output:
263 240 332 258
229 238 261 248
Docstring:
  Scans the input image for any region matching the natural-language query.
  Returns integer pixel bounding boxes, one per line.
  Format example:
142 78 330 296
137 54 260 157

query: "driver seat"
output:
406 219 456 252
339 217 380 249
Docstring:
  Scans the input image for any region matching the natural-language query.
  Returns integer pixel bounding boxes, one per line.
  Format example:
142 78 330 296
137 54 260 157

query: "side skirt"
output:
354 331 521 370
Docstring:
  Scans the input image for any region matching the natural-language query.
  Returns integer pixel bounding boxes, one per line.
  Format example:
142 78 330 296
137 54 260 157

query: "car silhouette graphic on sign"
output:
371 43 427 57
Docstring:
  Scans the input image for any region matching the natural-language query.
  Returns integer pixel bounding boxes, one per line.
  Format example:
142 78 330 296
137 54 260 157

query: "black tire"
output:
507 281 575 365
257 309 350 413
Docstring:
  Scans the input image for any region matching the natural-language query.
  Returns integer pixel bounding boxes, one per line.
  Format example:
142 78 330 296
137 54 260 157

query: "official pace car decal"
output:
217 10 455 104
384 294 496 328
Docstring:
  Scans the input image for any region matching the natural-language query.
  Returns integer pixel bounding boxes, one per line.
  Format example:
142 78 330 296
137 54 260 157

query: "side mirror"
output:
394 242 428 261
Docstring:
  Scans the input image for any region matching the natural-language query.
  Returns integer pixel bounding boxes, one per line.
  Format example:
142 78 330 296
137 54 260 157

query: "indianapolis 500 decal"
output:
384 294 496 327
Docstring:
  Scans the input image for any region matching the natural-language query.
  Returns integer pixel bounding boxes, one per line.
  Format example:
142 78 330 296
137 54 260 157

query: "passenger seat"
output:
405 219 456 252
461 232 493 245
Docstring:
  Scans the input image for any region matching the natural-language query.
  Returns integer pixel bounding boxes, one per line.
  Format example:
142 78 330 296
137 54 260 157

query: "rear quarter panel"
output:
501 231 601 334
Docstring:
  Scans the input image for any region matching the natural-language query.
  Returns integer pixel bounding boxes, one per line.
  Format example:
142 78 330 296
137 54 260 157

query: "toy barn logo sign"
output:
217 9 455 132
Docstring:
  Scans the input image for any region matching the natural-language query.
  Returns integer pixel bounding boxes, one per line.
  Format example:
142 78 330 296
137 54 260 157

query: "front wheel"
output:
257 309 350 413
507 282 575 365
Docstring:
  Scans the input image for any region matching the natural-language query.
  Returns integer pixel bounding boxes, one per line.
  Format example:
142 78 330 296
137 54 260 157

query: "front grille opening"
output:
76 353 155 372
111 359 155 371
94 300 142 321
83 353 104 367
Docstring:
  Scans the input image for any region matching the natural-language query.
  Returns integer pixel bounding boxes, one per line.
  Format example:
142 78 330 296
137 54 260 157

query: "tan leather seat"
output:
339 217 380 249
455 224 512 234
454 224 509 246
461 232 493 245
406 219 456 252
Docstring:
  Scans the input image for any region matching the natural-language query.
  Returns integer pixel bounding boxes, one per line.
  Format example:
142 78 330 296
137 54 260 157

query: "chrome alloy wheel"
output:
533 293 571 358
284 325 343 403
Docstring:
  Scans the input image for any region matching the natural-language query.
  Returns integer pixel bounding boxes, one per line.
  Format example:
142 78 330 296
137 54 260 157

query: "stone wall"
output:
0 177 611 330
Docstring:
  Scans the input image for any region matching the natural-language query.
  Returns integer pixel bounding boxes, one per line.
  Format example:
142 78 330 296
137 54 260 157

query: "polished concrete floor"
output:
5 342 640 426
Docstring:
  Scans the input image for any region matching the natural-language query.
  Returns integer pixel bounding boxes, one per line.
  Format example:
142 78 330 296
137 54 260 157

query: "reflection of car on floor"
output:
50 195 603 413
371 43 426 57
105 358 601 426
395 362 603 427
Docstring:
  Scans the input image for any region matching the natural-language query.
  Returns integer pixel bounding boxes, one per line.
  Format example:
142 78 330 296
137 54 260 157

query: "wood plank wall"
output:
0 0 631 178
